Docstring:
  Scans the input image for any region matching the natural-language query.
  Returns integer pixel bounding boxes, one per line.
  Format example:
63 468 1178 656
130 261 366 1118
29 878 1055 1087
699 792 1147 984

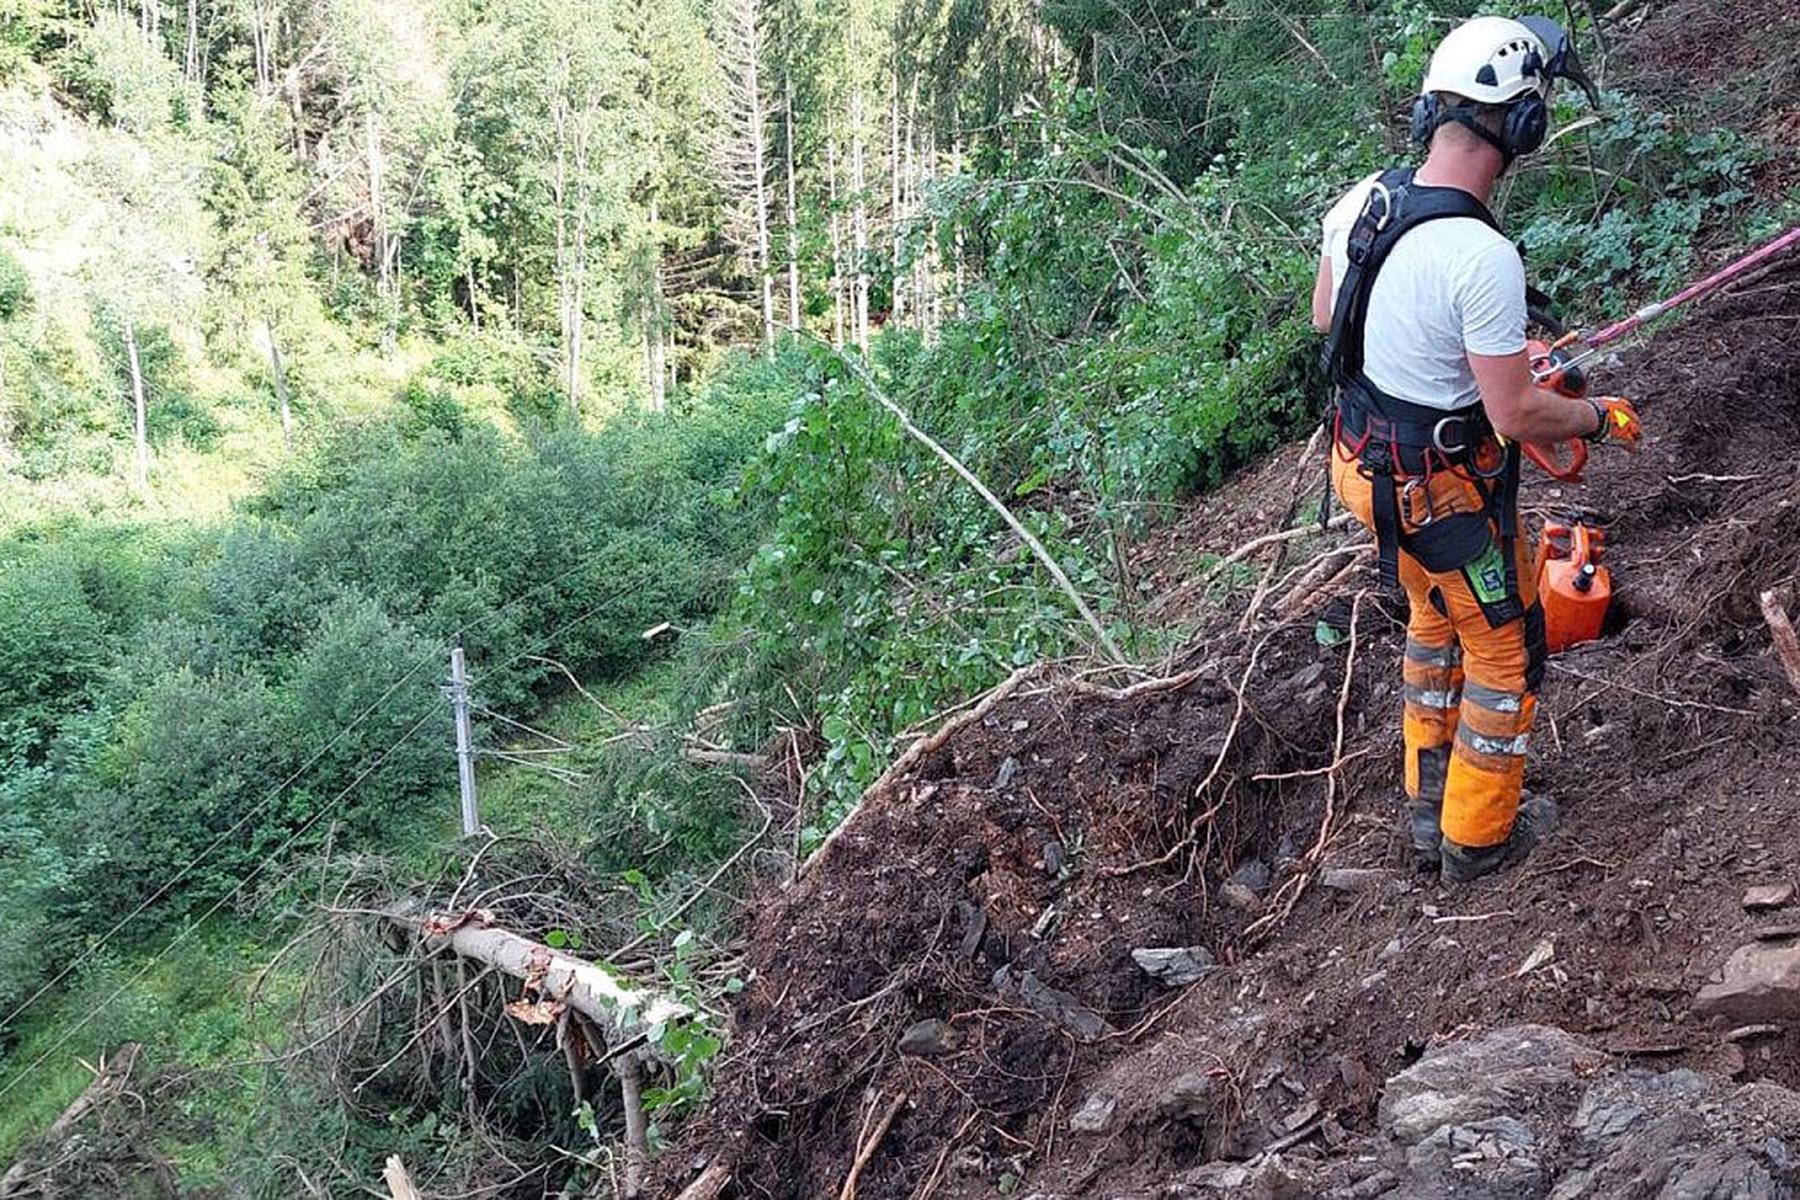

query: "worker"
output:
1312 17 1642 883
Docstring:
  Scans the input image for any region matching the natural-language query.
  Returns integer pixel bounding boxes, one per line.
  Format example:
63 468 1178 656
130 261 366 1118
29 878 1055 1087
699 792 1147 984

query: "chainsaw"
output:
1520 221 1800 483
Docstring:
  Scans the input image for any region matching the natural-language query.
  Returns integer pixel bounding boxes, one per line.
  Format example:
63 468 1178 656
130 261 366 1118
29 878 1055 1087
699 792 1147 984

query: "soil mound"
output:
657 221 1800 1200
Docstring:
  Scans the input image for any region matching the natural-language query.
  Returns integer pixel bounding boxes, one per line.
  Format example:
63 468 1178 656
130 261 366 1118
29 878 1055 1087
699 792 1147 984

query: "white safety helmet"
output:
1420 16 1551 104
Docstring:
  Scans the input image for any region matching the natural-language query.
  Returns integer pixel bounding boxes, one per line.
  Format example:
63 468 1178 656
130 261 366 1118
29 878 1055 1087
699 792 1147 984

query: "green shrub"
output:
0 248 29 321
0 548 110 760
56 13 187 133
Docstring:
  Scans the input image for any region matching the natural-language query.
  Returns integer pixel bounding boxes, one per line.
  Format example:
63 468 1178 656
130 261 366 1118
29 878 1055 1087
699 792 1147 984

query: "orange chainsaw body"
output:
1536 520 1611 654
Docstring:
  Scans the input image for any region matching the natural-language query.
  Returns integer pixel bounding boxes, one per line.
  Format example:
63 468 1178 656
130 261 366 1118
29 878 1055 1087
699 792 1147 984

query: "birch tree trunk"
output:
265 317 293 450
889 64 904 328
828 130 845 349
850 68 870 352
783 72 800 332
644 196 668 412
124 319 150 499
251 2 273 97
744 0 774 355
549 58 581 416
568 107 592 417
184 0 200 81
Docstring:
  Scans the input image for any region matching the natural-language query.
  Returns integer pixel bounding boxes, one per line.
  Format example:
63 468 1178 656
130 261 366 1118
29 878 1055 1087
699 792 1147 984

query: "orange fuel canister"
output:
1536 520 1611 654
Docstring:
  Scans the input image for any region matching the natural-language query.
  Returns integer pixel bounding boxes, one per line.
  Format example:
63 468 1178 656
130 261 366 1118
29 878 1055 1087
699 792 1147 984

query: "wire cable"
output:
0 709 437 1107
0 522 671 1035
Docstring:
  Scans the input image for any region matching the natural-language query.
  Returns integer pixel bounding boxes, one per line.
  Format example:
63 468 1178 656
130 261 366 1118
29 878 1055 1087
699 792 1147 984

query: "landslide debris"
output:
657 252 1800 1199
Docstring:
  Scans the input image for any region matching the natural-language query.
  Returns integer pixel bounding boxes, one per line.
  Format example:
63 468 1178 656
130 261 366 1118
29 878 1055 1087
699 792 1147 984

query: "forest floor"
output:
654 8 1800 1194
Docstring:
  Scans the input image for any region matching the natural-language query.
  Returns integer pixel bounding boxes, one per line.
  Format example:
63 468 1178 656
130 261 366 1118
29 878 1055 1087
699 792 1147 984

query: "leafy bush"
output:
57 14 189 134
0 248 30 321
0 548 110 761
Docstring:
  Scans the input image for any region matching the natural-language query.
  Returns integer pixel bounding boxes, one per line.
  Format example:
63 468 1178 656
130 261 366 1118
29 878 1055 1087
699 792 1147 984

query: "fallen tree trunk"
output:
389 910 689 1059
0 1043 142 1198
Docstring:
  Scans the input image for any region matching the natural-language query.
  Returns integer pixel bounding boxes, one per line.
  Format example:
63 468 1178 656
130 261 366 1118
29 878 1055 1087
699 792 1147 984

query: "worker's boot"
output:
1404 748 1449 870
1440 794 1559 885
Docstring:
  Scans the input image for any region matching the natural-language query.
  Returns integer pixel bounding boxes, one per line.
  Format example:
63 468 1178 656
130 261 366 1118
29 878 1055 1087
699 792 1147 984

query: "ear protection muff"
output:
1411 89 1549 163
1410 94 1440 146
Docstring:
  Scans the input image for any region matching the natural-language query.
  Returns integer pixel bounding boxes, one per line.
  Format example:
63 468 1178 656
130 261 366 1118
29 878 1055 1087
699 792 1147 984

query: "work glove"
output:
1585 396 1642 449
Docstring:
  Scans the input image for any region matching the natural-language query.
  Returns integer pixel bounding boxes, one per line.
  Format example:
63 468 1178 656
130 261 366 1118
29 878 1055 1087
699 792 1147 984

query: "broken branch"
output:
838 1090 908 1200
1759 590 1800 696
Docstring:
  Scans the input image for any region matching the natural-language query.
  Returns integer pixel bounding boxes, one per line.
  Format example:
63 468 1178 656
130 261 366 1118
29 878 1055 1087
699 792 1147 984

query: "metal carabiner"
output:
1402 476 1437 528
1366 181 1395 232
1431 416 1469 457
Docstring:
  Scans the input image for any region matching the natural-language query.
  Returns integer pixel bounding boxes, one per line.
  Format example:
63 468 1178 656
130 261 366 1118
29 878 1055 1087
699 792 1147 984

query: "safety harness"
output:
1321 167 1527 628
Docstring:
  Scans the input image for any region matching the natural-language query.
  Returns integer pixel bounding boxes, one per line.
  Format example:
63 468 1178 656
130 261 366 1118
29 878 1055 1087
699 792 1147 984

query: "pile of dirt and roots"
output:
654 256 1800 1195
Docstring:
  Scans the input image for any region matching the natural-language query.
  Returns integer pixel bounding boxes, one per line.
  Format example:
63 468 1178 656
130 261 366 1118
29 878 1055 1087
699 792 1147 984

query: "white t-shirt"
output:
1322 172 1527 412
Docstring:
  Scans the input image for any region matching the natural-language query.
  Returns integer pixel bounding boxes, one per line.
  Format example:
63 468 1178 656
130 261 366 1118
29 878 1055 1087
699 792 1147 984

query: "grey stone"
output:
1320 867 1388 894
1017 971 1109 1041
898 1018 959 1056
1378 1024 1598 1144
1042 841 1066 876
1572 1091 1647 1141
1068 1091 1118 1135
1131 946 1217 988
1220 881 1263 913
1230 857 1272 894
1694 941 1800 1023
1158 1070 1215 1121
1334 1172 1400 1199
1181 1162 1251 1190
993 756 1020 789
957 901 988 959
1743 882 1795 911
1662 1149 1781 1199
1404 1118 1544 1196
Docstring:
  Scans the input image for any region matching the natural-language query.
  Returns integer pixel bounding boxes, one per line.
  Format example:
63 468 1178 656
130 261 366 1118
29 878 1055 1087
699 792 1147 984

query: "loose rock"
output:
1158 1071 1215 1122
1068 1091 1118 1135
1017 971 1109 1041
1219 882 1263 914
1744 882 1796 912
1694 941 1800 1023
1320 867 1387 894
1131 946 1217 988
898 1018 960 1057
1230 857 1272 895
1379 1025 1597 1143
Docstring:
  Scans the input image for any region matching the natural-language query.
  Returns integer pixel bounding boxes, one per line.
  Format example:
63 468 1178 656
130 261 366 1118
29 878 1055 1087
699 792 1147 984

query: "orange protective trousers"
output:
1331 449 1544 848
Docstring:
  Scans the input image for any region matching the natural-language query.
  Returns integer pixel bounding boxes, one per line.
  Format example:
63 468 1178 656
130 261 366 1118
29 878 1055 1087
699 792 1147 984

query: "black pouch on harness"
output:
1406 514 1522 628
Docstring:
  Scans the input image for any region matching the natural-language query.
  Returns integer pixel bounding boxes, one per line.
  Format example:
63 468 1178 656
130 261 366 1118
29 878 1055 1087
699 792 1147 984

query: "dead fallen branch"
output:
839 1090 909 1200
1760 590 1800 696
1153 513 1356 616
383 1156 420 1200
674 1162 732 1200
680 746 771 770
1062 662 1215 703
0 1043 143 1198
819 341 1124 663
1276 545 1372 619
389 910 688 1057
1245 590 1368 945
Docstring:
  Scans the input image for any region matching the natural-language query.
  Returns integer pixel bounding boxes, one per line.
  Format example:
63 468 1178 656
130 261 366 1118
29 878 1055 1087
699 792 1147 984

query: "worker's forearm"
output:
1488 384 1599 444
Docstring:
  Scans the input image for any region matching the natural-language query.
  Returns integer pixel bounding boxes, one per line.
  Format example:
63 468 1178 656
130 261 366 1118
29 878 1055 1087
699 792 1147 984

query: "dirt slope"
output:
655 248 1800 1198
657 13 1800 1189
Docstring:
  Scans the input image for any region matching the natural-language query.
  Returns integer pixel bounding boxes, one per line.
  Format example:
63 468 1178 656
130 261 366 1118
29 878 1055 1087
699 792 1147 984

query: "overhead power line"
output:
0 709 438 1109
